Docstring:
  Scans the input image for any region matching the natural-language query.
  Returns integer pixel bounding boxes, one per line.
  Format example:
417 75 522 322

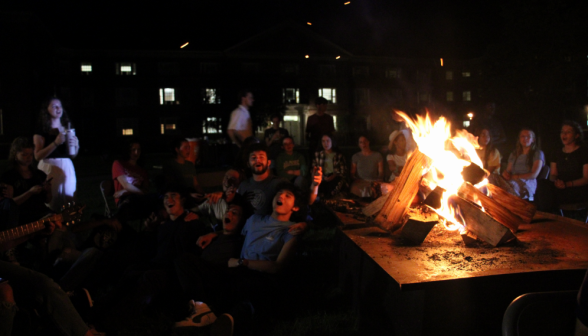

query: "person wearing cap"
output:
387 129 416 182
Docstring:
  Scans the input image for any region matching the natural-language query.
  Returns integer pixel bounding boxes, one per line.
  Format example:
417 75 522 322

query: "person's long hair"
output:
561 120 583 146
119 137 144 167
7 136 35 171
514 128 539 169
37 97 72 134
477 128 497 170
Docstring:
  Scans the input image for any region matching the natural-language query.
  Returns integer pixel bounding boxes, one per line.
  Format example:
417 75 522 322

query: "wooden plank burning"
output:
486 183 537 223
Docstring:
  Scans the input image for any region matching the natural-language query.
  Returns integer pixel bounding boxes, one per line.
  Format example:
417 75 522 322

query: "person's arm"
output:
116 175 143 194
33 134 65 161
264 130 273 147
513 160 543 180
309 166 322 205
561 164 588 188
350 162 358 180
228 129 242 147
13 185 43 205
229 237 298 274
502 162 514 180
377 160 384 181
388 158 397 174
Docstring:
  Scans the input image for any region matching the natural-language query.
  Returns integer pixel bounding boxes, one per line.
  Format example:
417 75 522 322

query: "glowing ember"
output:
397 111 488 232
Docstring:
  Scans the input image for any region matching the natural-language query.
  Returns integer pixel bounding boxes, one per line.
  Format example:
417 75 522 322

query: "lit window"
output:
446 91 454 102
122 129 133 136
462 71 471 77
385 68 401 79
446 71 453 80
117 118 138 136
284 115 299 121
283 88 300 104
354 88 370 105
463 121 470 128
116 63 136 75
202 117 223 134
318 88 337 103
81 63 92 74
159 88 177 105
160 124 176 134
202 88 220 104
463 91 471 101
352 66 369 76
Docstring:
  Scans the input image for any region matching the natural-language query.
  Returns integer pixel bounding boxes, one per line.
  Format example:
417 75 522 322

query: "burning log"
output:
486 184 537 223
400 210 439 245
457 183 522 232
460 230 479 247
451 196 516 247
375 148 432 232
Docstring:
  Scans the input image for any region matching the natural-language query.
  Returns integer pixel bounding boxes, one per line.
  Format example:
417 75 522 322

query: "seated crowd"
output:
2 96 588 336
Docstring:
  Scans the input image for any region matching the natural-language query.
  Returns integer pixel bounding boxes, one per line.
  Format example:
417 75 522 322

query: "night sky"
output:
2 0 503 58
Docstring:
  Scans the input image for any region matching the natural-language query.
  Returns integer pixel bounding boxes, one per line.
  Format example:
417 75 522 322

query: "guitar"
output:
0 203 85 244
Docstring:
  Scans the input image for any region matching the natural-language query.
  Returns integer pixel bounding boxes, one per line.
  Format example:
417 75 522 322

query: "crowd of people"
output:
1 92 588 335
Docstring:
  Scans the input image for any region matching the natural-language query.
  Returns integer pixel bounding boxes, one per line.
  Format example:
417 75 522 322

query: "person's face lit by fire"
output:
560 125 578 147
16 148 34 167
223 204 243 234
222 169 240 192
322 135 333 152
163 192 184 217
272 189 299 216
129 143 141 162
478 129 491 148
248 150 270 175
358 136 370 151
47 99 63 120
519 130 534 149
175 141 191 160
394 134 406 152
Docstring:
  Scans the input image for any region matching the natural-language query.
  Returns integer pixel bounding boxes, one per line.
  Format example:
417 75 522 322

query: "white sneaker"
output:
175 300 217 328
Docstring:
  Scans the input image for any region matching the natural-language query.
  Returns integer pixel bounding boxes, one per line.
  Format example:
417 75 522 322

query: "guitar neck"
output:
0 215 62 244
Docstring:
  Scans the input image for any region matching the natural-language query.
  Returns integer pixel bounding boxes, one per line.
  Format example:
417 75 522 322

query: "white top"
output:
227 105 251 131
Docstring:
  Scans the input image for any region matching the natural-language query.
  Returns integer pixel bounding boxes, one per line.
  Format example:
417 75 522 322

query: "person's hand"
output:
184 212 199 221
207 191 223 204
44 221 56 235
196 232 217 249
29 185 43 194
288 222 308 236
68 135 79 147
55 132 66 146
554 179 566 189
0 184 13 199
312 167 322 186
143 212 160 231
227 258 239 268
502 170 512 181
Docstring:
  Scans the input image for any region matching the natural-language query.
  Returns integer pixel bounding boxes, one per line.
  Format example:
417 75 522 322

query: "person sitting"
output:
162 138 204 205
350 135 383 197
191 169 242 231
387 129 416 182
176 183 304 333
489 128 545 200
312 134 348 198
264 114 289 171
0 136 53 226
275 136 308 189
536 121 588 212
475 127 501 174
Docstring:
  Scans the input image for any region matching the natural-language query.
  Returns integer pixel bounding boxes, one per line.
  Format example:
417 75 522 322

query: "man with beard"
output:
238 143 285 216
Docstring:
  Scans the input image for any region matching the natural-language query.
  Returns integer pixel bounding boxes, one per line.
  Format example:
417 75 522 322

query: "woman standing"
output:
492 128 544 200
476 128 501 174
33 98 79 211
312 134 348 197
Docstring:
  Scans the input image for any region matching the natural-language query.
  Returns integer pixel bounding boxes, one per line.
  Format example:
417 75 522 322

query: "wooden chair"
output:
502 290 578 336
99 179 115 218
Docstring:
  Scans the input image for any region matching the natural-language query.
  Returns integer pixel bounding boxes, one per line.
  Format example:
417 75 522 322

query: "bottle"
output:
66 129 76 156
